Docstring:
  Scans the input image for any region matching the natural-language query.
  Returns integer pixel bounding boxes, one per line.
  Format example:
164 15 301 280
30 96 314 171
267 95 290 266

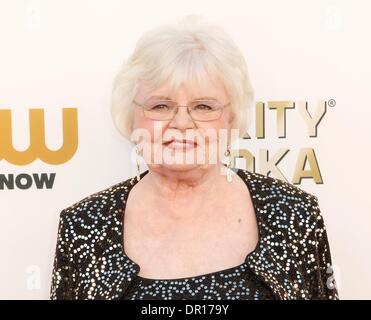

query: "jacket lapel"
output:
238 169 308 299
80 175 144 300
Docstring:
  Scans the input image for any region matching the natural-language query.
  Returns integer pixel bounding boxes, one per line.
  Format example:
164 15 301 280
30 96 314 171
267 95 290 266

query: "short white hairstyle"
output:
111 15 255 140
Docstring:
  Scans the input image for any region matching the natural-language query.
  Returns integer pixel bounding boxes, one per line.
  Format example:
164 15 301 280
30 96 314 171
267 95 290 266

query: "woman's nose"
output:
168 106 196 129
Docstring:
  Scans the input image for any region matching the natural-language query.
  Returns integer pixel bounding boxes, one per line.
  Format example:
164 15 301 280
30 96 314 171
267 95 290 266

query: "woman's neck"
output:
144 163 226 202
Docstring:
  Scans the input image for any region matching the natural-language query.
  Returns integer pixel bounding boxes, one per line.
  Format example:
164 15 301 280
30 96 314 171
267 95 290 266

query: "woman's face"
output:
131 75 233 172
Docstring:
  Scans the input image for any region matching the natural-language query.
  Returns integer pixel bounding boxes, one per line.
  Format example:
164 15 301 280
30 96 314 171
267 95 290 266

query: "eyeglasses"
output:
133 98 230 121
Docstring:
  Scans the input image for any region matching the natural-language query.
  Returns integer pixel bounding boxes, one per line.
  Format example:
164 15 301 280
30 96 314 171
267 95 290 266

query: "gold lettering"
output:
0 108 78 165
293 148 323 184
267 101 295 138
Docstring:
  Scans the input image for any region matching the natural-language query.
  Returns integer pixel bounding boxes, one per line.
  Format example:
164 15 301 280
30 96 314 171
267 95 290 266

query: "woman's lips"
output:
163 139 198 150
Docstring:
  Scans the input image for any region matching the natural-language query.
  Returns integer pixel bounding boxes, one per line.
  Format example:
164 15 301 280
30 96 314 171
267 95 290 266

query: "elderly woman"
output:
50 17 338 300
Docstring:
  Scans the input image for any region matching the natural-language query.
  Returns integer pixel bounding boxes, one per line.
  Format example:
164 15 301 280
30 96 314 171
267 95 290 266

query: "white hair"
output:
111 15 255 140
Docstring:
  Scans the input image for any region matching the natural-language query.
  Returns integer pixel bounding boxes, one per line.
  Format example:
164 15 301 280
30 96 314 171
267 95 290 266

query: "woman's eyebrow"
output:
148 95 217 100
193 96 218 100
148 95 172 100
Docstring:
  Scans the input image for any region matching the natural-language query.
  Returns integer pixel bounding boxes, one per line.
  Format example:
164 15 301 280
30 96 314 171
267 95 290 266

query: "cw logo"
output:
0 108 78 165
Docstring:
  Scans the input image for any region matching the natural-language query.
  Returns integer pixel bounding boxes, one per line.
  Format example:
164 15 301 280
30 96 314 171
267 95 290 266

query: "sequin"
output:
50 166 339 300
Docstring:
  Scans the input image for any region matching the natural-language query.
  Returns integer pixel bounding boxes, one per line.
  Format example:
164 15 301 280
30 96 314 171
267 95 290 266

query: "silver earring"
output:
135 146 141 182
225 145 233 183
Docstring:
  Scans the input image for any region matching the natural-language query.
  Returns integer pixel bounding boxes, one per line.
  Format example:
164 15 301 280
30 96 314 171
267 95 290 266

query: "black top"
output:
50 167 339 299
121 261 276 300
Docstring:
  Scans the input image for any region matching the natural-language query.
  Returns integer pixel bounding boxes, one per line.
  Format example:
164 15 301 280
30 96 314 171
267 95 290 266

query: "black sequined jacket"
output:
50 168 339 300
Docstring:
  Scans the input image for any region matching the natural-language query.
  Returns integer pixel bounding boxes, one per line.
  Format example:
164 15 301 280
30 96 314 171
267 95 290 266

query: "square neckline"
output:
118 165 263 282
135 260 248 282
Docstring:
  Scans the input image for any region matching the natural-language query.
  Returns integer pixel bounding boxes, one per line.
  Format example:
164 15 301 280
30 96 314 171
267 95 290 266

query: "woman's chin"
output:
149 163 209 172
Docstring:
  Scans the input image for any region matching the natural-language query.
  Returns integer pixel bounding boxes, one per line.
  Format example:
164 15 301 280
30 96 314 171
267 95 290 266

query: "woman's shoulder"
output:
237 168 322 224
238 168 318 202
58 175 138 222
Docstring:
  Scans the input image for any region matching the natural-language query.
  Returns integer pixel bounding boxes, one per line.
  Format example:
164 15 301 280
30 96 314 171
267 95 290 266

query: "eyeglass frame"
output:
132 98 231 122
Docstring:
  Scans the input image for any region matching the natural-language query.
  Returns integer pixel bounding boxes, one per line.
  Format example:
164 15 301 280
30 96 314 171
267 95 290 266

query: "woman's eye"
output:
152 104 169 110
195 104 212 110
